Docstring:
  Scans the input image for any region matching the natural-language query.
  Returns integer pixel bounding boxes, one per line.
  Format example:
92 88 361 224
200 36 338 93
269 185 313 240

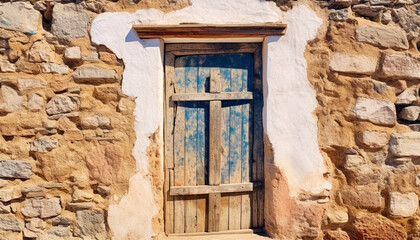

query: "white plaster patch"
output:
91 0 330 238
264 5 331 197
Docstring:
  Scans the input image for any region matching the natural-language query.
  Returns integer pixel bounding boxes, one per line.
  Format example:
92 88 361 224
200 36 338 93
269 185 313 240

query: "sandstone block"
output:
30 138 59 153
324 229 350 240
396 87 417 105
80 112 111 129
341 190 382 211
0 60 16 73
99 51 118 64
389 192 419 217
0 202 11 213
56 117 77 131
17 78 47 91
85 144 123 185
82 52 99 61
21 198 61 218
0 160 32 179
94 85 120 103
348 213 407 239
357 131 388 149
355 26 409 50
369 0 393 5
0 2 40 34
0 188 21 202
329 9 348 22
393 6 420 41
46 95 78 115
381 10 392 24
75 210 106 240
389 132 420 157
27 94 44 112
378 53 420 80
72 189 93 202
64 46 81 61
51 4 91 43
50 216 71 227
0 215 22 232
399 106 420 121
346 164 381 185
330 53 377 75
118 97 135 114
352 4 385 18
344 154 364 168
352 98 396 126
47 226 72 238
0 85 23 113
325 206 348 226
41 63 70 74
67 202 94 211
73 66 118 84
28 41 54 63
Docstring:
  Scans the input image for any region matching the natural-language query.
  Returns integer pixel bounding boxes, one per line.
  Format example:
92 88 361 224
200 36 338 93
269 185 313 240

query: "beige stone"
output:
357 131 388 149
0 60 16 73
118 97 135 114
41 63 70 74
56 117 77 131
0 215 22 232
85 144 123 185
51 3 91 43
389 192 419 217
28 41 54 63
73 66 118 84
72 189 94 202
325 205 348 226
355 26 409 50
80 112 111 129
352 98 396 126
399 106 420 121
21 198 61 218
330 53 377 75
0 2 40 34
396 87 417 105
18 78 48 91
0 85 23 113
0 160 32 179
64 46 81 61
94 85 120 103
30 138 59 153
389 132 420 157
27 94 44 112
75 210 106 240
341 190 383 211
348 213 407 239
324 229 350 240
46 95 78 115
378 53 420 80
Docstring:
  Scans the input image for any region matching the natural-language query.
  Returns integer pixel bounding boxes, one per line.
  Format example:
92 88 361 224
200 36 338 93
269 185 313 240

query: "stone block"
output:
73 66 118 84
94 85 120 103
330 53 377 75
85 144 123 185
341 190 383 211
0 188 21 202
30 138 59 153
0 61 16 73
0 215 22 232
27 94 44 112
389 132 420 157
0 85 23 113
356 131 388 149
355 26 409 50
64 46 81 61
28 40 54 63
0 2 40 34
378 53 420 80
352 98 396 126
21 198 61 218
348 213 407 239
41 63 70 74
51 3 91 43
352 4 386 18
399 106 420 121
325 205 348 225
0 160 32 179
396 87 417 105
46 95 78 115
329 9 348 22
324 229 350 240
80 112 111 129
389 192 419 217
18 78 48 91
75 210 106 240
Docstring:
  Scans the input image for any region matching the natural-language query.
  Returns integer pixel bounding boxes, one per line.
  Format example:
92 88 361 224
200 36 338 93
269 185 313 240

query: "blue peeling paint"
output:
1 20 10 26
29 30 35 34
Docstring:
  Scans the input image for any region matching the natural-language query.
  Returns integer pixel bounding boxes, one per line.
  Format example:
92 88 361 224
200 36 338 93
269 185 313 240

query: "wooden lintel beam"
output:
133 23 287 39
172 92 253 102
169 182 262 196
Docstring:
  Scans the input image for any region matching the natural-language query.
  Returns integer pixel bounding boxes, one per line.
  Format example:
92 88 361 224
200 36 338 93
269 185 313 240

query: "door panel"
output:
165 48 263 235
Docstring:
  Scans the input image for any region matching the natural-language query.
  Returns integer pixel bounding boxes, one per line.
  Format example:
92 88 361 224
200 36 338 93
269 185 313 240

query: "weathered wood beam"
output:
169 182 262 196
172 92 253 102
133 23 287 39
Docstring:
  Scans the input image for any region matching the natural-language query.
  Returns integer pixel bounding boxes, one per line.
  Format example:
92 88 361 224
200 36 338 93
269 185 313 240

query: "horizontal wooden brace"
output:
133 23 287 39
169 182 262 196
172 92 253 102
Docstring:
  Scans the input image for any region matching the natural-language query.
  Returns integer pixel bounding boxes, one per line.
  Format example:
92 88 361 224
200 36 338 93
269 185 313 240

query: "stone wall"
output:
0 0 418 239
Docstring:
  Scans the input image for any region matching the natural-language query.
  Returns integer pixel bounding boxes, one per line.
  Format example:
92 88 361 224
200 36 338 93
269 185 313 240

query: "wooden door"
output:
164 43 264 236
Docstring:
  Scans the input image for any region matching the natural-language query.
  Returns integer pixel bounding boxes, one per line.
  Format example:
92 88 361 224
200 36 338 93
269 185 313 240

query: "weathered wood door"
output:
164 43 264 235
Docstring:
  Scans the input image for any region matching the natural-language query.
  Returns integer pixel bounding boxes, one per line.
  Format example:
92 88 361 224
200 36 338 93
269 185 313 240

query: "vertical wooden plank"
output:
184 56 198 233
253 47 264 228
196 55 208 232
228 58 243 230
208 68 222 233
241 55 252 229
164 52 175 234
173 56 186 233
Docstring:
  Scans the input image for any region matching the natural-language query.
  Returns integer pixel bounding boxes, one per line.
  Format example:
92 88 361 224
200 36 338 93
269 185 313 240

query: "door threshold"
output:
167 228 268 237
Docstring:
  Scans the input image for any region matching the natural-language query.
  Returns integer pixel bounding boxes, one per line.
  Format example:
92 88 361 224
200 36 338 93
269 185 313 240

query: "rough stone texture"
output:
94 85 120 103
51 3 91 43
324 230 350 240
341 190 383 211
46 95 78 115
41 63 70 74
0 2 40 34
80 112 111 129
325 206 349 225
329 9 348 21
0 85 23 113
0 202 11 213
378 53 420 80
64 46 82 61
330 53 377 75
389 132 420 157
356 131 388 149
348 213 407 239
352 98 396 126
28 41 54 63
85 144 123 185
75 210 106 240
389 192 419 217
355 26 409 50
73 66 118 84
399 106 420 121
0 60 16 72
27 94 44 111
0 160 32 179
352 4 385 18
0 215 22 232
21 198 61 218
0 187 21 202
30 138 59 153
18 78 48 91
396 87 418 105
393 5 420 42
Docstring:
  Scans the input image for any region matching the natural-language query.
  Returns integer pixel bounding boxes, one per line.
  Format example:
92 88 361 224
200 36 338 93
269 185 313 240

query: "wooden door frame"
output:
163 43 264 236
